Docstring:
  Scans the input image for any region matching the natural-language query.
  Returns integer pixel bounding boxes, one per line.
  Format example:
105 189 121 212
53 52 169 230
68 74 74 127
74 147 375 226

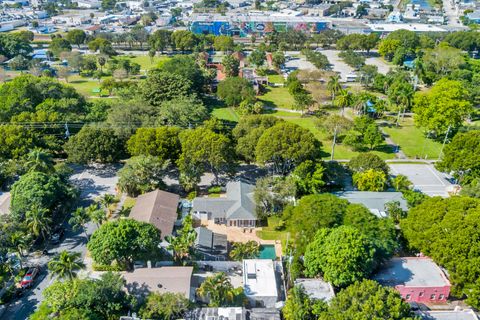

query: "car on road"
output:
50 227 65 244
19 266 40 289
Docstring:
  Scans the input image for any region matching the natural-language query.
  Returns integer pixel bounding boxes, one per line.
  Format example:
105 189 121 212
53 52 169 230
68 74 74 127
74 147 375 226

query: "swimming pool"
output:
258 245 276 260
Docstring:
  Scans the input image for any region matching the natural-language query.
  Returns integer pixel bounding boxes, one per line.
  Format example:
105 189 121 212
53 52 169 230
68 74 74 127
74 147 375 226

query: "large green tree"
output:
160 54 206 92
64 126 124 164
66 29 86 48
0 125 38 160
178 127 235 187
196 272 243 307
32 272 130 319
400 196 480 307
127 127 181 161
10 171 75 221
319 280 416 320
140 70 194 107
232 115 282 163
158 95 209 128
348 152 389 175
256 122 321 174
139 292 191 320
413 78 472 135
304 226 376 287
217 77 256 107
283 285 327 320
0 33 32 59
436 130 480 182
87 219 162 267
117 155 169 197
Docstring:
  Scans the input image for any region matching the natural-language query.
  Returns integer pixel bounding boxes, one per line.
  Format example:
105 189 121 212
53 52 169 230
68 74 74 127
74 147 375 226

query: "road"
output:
442 0 462 27
2 165 119 320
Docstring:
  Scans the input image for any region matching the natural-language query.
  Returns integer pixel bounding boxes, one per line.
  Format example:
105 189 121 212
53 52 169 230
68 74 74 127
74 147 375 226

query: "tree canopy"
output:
413 78 472 135
217 77 256 107
127 126 181 161
87 218 162 267
255 122 321 174
64 126 124 164
400 196 480 308
436 130 480 182
319 280 416 320
140 70 194 107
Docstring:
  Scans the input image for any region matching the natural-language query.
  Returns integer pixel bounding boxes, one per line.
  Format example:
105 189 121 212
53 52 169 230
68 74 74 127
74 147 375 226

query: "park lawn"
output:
127 55 169 71
283 117 395 160
65 75 106 97
382 118 443 159
259 86 295 110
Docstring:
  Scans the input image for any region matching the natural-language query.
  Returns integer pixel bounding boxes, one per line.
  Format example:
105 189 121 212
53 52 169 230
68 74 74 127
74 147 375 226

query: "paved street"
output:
389 163 455 197
2 165 119 320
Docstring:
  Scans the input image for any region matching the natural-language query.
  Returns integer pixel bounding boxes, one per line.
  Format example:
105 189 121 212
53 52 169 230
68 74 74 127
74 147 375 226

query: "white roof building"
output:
243 259 278 308
294 278 335 302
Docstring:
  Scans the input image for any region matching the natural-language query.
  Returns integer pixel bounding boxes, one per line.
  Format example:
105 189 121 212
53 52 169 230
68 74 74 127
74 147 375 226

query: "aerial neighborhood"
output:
1 0 480 319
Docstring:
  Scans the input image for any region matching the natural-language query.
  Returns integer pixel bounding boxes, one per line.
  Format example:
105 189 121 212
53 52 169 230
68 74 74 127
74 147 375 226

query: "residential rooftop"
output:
294 278 335 302
335 191 408 218
243 259 278 299
375 257 450 288
123 266 193 299
129 189 179 238
417 308 479 320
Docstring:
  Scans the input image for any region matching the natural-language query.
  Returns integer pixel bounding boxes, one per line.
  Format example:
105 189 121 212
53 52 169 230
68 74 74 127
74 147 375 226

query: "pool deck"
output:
202 220 283 259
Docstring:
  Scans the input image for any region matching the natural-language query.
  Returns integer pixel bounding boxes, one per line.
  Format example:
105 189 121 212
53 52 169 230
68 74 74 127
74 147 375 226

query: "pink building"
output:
374 257 450 304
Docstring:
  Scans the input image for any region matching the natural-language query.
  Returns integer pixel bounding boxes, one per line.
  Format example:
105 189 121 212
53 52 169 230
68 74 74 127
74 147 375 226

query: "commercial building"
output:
192 181 258 228
374 257 451 304
189 12 329 37
243 259 278 308
130 189 180 238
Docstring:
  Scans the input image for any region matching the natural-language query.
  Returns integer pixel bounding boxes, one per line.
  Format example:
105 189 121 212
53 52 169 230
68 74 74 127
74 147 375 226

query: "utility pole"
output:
331 125 338 161
439 124 452 160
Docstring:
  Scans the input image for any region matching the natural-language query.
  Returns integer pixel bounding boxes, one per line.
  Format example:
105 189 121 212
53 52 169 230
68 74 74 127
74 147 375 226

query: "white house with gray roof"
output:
191 181 257 228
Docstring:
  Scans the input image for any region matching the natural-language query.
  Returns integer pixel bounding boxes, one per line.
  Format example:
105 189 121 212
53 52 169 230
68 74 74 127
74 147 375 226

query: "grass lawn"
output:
126 55 169 71
66 75 106 97
381 118 443 159
267 74 285 84
256 216 289 253
211 107 240 122
283 117 396 160
259 86 295 110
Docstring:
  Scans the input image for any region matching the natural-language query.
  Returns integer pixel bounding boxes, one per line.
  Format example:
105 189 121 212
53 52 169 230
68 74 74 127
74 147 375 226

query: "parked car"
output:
19 266 40 289
50 227 65 244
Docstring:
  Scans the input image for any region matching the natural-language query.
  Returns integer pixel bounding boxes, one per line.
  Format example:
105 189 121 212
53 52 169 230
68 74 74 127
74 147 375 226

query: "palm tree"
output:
97 194 117 218
327 74 342 104
86 204 106 227
167 215 196 264
48 250 85 280
335 89 352 116
229 241 260 261
197 272 237 307
26 206 51 245
25 148 54 173
69 207 91 240
8 232 29 268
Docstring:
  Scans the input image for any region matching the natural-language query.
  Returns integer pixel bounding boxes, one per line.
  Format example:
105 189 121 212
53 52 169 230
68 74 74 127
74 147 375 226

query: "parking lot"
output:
70 164 120 203
389 163 454 197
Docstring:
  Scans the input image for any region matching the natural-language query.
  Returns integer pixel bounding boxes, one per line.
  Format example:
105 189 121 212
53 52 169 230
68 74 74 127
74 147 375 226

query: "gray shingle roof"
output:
192 181 257 220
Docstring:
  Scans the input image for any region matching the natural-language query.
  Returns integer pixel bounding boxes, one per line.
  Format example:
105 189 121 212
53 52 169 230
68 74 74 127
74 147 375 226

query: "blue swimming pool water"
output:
258 245 276 260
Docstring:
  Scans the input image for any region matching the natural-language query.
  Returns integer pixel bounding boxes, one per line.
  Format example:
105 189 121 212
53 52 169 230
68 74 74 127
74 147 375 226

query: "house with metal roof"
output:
194 226 228 261
192 181 258 228
129 189 180 238
335 191 408 218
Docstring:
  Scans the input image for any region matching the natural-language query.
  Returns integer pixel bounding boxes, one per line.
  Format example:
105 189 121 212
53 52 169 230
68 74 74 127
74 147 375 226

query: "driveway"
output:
2 165 120 320
389 163 454 197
